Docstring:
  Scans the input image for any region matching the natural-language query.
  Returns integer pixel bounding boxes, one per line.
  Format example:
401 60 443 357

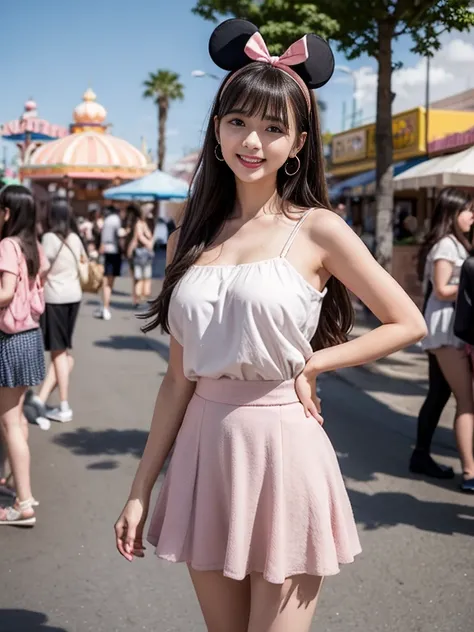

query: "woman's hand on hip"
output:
295 366 323 425
114 497 149 562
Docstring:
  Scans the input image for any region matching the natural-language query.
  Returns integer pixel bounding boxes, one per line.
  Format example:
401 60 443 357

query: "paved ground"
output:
0 274 473 632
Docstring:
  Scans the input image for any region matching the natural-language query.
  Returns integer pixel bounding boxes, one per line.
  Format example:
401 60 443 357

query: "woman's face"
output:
215 102 306 184
457 205 474 233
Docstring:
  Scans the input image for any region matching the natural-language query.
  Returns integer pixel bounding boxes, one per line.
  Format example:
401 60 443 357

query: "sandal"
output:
0 499 36 526
0 498 36 526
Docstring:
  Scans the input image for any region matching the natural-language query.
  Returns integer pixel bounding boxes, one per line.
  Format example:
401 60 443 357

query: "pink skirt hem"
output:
147 378 361 585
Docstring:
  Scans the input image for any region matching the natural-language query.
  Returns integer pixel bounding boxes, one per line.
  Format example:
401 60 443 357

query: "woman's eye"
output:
267 126 283 134
229 118 244 126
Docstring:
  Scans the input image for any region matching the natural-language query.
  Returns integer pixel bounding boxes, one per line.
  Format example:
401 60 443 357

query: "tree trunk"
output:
374 20 395 272
157 97 168 172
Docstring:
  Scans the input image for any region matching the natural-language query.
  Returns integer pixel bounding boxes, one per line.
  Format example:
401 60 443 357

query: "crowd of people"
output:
0 182 170 526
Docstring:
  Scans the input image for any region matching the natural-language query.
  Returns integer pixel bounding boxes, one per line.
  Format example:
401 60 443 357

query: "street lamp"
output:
335 65 358 129
191 69 221 81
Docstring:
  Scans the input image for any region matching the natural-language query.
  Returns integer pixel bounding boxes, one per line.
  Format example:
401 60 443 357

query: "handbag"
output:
80 260 104 293
454 256 474 345
58 235 104 292
0 239 45 334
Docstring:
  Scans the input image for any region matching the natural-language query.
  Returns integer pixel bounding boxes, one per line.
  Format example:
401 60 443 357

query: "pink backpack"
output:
0 238 45 335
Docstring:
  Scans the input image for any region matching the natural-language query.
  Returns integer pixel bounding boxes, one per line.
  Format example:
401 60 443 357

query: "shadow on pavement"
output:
350 489 474 537
53 427 147 460
324 375 457 486
0 609 68 631
94 335 169 362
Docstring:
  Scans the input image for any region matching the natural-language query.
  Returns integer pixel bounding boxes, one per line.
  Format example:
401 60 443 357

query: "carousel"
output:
1 99 68 176
21 88 154 215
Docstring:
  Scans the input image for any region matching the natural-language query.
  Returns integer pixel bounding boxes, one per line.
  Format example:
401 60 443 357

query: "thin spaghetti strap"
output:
280 209 314 259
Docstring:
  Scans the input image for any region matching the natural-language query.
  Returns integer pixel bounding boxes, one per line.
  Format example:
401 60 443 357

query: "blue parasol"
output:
103 169 189 201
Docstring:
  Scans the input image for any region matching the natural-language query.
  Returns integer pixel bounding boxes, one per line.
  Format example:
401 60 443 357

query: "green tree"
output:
143 70 184 171
193 0 474 270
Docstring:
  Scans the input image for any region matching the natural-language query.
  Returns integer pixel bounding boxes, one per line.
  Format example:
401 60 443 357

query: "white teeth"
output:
239 155 263 164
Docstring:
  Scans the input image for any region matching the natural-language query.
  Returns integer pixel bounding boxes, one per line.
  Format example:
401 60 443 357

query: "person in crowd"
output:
0 184 47 526
81 207 102 260
412 188 474 492
94 205 123 321
114 20 426 631
92 208 104 257
30 196 88 425
125 204 154 308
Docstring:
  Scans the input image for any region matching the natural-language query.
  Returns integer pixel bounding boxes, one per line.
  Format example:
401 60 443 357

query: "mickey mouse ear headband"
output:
209 18 335 111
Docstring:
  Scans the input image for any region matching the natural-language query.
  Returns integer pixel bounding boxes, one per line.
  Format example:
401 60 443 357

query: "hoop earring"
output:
284 155 301 176
214 143 225 162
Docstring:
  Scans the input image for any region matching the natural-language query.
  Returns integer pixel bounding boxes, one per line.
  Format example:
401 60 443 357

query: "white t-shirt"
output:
421 234 469 351
101 213 122 254
42 232 86 304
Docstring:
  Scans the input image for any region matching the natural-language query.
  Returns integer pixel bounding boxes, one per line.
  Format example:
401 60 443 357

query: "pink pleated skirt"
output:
147 378 361 584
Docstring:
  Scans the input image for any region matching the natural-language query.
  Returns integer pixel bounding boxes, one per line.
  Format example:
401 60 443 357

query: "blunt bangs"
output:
217 63 307 130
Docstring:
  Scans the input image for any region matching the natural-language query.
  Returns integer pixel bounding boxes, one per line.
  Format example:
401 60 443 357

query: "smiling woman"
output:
115 18 427 632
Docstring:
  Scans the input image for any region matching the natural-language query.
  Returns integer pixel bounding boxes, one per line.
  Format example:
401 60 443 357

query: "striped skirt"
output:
0 328 45 388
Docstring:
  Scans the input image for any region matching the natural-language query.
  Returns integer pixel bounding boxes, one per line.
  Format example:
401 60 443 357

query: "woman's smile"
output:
236 154 266 169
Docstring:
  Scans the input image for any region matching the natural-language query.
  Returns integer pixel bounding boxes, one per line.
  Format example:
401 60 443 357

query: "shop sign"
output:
367 111 419 158
331 130 367 164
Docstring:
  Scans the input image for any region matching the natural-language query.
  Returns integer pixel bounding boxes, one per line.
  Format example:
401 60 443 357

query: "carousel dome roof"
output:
73 88 107 125
22 130 152 180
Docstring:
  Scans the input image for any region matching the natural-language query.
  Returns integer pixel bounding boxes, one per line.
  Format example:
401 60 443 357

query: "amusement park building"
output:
21 88 154 215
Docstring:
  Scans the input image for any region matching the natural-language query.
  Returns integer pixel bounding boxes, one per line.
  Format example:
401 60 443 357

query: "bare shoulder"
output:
306 207 354 246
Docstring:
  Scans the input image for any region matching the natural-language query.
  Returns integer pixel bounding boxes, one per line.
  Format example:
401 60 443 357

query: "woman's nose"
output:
242 131 261 150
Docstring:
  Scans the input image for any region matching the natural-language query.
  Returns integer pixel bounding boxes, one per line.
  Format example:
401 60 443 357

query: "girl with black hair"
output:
114 20 426 630
0 184 48 526
413 187 474 492
31 196 88 425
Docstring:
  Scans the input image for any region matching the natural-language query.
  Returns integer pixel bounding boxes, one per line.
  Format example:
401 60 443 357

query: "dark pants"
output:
416 353 452 453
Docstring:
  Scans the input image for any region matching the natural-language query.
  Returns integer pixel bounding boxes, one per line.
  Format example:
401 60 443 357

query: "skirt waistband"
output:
195 377 299 406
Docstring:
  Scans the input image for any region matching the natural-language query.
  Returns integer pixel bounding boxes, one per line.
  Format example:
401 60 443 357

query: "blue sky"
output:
2 0 471 169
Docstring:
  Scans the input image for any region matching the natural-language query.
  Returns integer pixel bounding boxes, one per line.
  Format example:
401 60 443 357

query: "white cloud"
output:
352 34 474 119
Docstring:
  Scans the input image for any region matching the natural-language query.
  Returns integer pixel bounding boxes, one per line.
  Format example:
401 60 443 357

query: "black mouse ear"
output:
291 34 335 89
209 18 259 71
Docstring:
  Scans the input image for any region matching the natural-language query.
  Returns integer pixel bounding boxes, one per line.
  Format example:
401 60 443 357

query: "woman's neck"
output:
233 176 279 221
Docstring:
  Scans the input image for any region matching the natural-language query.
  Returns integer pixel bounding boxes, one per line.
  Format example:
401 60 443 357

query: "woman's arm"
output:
306 210 427 378
128 338 196 501
127 229 193 502
0 271 16 306
137 222 154 251
432 260 458 301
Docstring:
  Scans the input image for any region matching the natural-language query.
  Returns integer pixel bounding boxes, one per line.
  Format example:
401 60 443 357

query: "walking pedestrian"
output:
114 20 427 631
95 205 124 321
31 196 88 424
413 188 474 492
125 204 154 308
0 184 47 526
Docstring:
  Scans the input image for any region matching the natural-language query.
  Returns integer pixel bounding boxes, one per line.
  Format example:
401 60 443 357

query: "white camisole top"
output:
169 209 328 381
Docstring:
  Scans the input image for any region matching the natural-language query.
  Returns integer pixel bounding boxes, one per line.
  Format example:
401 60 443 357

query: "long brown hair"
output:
0 184 40 278
417 187 473 282
142 62 353 350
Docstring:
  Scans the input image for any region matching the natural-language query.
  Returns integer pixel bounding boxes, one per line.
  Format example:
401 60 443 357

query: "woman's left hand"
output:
295 366 323 425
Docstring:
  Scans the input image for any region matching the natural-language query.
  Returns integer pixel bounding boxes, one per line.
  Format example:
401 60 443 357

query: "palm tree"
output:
143 70 184 171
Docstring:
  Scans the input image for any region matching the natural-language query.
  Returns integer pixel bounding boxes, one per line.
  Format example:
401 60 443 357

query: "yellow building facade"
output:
330 107 474 177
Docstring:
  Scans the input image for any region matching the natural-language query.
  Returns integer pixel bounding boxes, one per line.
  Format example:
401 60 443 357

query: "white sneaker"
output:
35 416 51 431
102 308 112 321
46 407 73 423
